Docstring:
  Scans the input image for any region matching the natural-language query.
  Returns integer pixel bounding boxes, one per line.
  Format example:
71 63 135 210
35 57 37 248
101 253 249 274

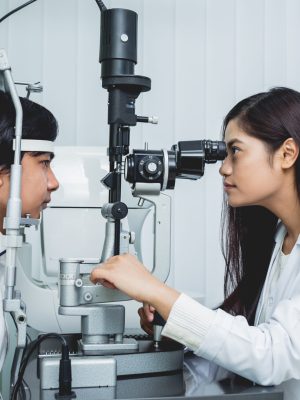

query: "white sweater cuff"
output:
161 293 216 351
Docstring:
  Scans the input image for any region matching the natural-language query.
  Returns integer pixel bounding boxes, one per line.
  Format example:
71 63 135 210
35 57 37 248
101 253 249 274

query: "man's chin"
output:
22 211 41 219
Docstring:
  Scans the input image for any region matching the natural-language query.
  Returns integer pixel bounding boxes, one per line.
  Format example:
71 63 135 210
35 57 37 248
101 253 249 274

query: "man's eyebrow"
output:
38 152 55 160
226 138 244 148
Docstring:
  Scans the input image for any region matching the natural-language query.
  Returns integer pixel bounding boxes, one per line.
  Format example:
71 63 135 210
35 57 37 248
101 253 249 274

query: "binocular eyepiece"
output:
125 140 227 190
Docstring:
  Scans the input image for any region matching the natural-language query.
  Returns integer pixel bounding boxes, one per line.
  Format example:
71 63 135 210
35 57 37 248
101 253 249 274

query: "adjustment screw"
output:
75 279 83 288
121 34 128 42
84 292 92 302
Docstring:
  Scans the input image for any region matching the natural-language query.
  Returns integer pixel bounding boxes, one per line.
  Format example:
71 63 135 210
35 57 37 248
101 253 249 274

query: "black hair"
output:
0 90 58 170
220 87 300 324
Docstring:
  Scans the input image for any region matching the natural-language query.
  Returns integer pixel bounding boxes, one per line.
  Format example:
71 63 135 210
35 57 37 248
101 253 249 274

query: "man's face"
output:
0 152 59 220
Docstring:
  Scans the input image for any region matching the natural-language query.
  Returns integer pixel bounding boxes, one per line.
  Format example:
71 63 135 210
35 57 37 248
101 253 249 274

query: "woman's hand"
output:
90 253 181 321
90 253 163 304
138 303 155 335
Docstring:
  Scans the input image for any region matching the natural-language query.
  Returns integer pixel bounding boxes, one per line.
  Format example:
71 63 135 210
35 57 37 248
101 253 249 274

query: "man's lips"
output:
42 199 51 208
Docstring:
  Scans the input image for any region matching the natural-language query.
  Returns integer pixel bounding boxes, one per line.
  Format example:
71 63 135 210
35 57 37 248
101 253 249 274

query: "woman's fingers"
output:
90 254 162 304
142 303 155 322
90 264 110 284
138 307 154 335
97 280 117 289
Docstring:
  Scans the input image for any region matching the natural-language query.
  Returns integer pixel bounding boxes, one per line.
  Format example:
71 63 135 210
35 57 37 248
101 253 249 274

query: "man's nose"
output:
48 168 59 191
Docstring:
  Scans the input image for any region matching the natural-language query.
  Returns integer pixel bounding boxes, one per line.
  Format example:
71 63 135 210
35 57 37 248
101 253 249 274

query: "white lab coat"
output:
163 222 300 399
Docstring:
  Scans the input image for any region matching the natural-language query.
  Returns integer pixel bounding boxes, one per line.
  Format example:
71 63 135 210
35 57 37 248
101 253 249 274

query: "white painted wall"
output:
1 0 300 308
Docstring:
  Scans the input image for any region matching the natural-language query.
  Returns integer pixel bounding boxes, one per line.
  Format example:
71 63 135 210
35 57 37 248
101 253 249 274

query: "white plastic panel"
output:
50 146 109 207
42 207 104 277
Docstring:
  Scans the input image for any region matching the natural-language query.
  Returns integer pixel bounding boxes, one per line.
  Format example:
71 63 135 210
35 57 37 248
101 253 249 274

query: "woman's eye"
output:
231 146 240 155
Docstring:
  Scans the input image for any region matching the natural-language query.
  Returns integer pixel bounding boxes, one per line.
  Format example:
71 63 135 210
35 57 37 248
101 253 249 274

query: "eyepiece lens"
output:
204 140 227 162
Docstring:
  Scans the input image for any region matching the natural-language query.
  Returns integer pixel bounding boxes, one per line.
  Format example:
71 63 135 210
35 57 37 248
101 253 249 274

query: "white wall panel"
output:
2 0 43 99
42 0 78 144
0 1 9 50
264 0 287 88
206 0 236 135
204 0 236 307
236 0 265 99
286 0 300 89
173 0 207 300
0 0 300 308
76 1 106 145
142 0 176 149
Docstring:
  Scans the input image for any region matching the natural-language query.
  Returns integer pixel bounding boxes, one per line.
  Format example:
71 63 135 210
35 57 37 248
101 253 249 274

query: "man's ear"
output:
0 174 4 188
281 138 299 169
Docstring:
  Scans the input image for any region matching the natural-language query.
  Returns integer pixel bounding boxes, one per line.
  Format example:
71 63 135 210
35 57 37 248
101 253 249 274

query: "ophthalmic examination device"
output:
0 1 284 400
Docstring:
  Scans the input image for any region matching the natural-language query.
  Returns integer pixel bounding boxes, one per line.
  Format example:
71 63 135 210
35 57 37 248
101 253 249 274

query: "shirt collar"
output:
274 221 286 243
274 221 300 246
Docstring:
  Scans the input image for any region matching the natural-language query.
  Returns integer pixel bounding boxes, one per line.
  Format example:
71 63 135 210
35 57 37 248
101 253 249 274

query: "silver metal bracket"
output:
79 338 138 355
59 304 138 355
59 259 130 306
132 183 172 282
0 49 10 71
3 299 27 348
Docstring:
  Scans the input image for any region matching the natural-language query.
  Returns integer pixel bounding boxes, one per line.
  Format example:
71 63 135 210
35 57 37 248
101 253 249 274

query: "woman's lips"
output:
224 182 236 191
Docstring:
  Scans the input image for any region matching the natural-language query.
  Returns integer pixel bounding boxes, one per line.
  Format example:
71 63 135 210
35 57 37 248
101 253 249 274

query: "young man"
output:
0 90 59 369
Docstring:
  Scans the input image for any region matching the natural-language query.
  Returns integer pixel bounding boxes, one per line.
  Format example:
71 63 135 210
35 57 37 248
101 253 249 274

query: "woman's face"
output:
0 152 59 220
219 118 284 208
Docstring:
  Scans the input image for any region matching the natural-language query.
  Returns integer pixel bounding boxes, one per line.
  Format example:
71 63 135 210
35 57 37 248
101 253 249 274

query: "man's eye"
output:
41 160 51 167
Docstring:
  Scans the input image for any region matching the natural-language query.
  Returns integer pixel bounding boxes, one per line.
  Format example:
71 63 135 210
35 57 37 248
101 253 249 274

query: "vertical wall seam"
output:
203 0 208 305
172 0 176 146
7 0 11 56
285 0 288 85
171 0 176 288
263 0 266 89
140 0 145 147
234 0 237 102
41 0 45 105
75 0 79 145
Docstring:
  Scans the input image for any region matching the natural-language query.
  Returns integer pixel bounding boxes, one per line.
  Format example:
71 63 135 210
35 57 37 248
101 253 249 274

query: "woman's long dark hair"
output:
220 87 300 324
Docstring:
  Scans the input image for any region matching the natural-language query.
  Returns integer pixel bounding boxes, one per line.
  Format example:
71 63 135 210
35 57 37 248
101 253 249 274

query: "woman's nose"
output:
219 157 232 177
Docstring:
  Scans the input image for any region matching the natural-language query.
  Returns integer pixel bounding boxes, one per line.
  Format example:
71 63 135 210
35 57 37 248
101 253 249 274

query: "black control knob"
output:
144 160 158 175
101 202 128 220
138 155 163 180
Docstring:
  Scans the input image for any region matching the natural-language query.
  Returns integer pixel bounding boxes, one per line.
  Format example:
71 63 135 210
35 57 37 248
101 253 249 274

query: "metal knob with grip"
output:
153 311 165 348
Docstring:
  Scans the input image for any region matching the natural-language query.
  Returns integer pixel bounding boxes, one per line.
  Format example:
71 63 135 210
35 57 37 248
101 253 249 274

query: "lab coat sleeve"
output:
162 293 300 385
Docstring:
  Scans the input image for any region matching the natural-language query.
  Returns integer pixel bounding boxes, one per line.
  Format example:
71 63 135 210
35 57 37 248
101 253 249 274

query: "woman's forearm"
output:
149 282 181 320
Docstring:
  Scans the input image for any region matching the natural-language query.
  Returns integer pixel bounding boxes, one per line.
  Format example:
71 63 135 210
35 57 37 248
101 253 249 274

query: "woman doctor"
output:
91 86 300 399
0 91 59 371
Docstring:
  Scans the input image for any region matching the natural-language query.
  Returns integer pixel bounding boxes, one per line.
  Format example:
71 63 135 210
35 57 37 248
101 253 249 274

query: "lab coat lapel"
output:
254 223 286 325
271 239 300 309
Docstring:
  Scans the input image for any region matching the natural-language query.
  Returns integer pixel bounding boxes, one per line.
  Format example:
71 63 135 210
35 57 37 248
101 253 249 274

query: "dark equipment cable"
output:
94 0 107 12
11 333 68 400
0 0 107 25
0 0 38 24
